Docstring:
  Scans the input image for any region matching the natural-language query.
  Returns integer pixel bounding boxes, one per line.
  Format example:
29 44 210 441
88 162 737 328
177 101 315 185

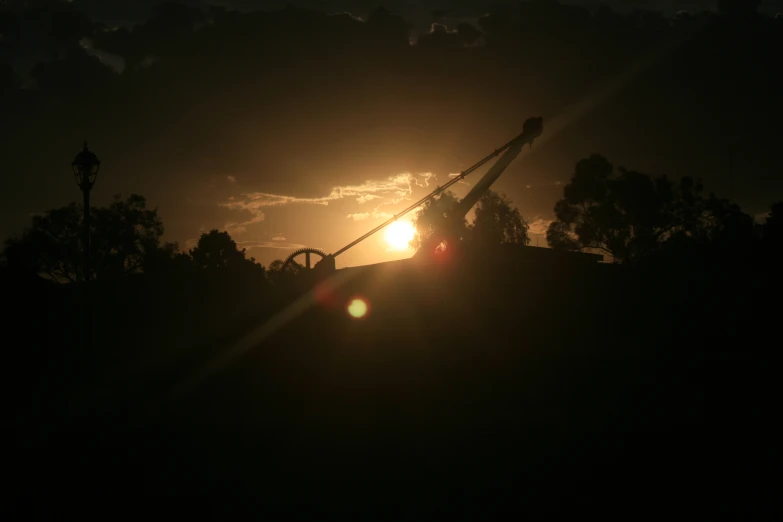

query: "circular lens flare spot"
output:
347 298 369 319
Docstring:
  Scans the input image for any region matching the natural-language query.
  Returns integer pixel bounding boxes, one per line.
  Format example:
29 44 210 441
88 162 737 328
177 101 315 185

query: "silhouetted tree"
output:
1 194 172 282
763 201 783 235
2 203 82 282
760 201 783 256
0 61 15 91
141 242 193 277
546 155 709 262
411 191 467 251
265 258 302 286
697 195 755 246
469 191 530 247
90 194 171 279
413 189 530 252
266 259 286 285
189 229 265 276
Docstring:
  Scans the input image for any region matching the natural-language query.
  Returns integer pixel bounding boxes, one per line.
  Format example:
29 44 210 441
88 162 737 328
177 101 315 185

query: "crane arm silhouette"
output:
412 117 543 260
310 117 543 273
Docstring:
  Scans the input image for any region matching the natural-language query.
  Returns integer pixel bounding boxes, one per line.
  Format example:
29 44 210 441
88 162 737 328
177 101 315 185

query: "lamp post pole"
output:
82 183 91 285
72 142 101 351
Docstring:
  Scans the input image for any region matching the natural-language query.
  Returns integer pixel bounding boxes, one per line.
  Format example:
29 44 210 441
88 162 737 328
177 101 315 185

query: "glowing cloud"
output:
527 217 553 236
237 240 310 251
356 194 382 203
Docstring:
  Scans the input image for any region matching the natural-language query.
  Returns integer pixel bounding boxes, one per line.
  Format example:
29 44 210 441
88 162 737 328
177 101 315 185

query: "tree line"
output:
405 154 782 265
546 154 782 263
4 153 780 286
0 188 531 285
1 194 265 284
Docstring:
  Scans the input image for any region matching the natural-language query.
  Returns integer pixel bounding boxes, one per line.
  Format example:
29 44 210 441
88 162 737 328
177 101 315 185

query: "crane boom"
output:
312 117 543 273
413 117 543 259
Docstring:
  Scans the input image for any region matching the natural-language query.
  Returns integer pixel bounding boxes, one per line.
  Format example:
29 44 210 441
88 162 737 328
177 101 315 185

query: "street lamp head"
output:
72 140 100 190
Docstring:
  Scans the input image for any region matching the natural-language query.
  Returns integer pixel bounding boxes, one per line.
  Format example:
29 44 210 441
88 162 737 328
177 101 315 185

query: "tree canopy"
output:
546 154 756 262
412 189 529 253
470 191 530 247
411 191 467 252
0 196 268 283
2 194 170 282
189 229 265 277
91 194 168 279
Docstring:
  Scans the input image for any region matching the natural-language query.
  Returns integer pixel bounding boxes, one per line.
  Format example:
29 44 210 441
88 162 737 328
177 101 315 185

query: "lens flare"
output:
347 298 369 318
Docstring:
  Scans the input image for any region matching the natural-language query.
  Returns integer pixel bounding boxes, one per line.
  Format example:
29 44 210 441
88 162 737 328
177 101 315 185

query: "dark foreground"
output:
5 250 779 517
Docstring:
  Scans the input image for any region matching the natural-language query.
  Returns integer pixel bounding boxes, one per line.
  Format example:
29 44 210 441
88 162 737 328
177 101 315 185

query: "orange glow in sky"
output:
384 220 415 251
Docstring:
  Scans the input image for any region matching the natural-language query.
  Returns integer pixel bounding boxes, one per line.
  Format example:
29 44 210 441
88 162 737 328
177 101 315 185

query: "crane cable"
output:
331 131 528 258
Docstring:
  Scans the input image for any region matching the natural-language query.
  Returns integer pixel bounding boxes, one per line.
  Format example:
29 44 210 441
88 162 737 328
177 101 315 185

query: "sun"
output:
384 220 415 251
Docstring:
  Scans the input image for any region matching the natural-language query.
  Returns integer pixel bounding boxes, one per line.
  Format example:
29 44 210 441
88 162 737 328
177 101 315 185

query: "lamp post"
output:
72 142 100 352
72 141 100 283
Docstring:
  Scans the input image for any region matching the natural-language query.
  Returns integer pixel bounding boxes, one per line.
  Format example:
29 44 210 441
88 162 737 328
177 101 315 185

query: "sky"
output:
1 1 782 268
70 1 783 26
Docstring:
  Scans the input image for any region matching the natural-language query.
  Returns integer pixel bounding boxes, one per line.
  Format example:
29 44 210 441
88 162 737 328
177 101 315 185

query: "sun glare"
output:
347 298 369 318
384 221 415 251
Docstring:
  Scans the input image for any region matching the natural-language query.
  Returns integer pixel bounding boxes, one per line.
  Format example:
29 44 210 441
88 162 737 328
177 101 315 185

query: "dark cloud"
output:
417 22 463 50
67 2 783 28
0 0 97 85
1 1 782 267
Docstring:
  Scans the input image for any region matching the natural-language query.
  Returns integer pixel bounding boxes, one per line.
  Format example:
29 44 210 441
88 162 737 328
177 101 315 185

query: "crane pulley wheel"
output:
282 248 329 273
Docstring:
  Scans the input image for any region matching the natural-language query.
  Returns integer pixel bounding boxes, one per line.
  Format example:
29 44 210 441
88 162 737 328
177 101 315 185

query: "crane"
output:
282 117 544 274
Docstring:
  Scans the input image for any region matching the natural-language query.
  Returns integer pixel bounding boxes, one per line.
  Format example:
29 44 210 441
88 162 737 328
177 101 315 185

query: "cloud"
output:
356 194 381 203
220 172 427 237
222 193 332 211
221 172 420 212
347 211 394 221
237 240 310 251
415 172 435 187
430 23 457 35
221 172 426 223
80 38 125 73
526 181 562 189
448 172 471 186
327 173 420 202
224 212 265 235
331 12 365 23
271 235 286 241
527 216 553 236
227 175 236 183
755 212 771 223
219 193 331 234
184 237 199 251
139 56 159 69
